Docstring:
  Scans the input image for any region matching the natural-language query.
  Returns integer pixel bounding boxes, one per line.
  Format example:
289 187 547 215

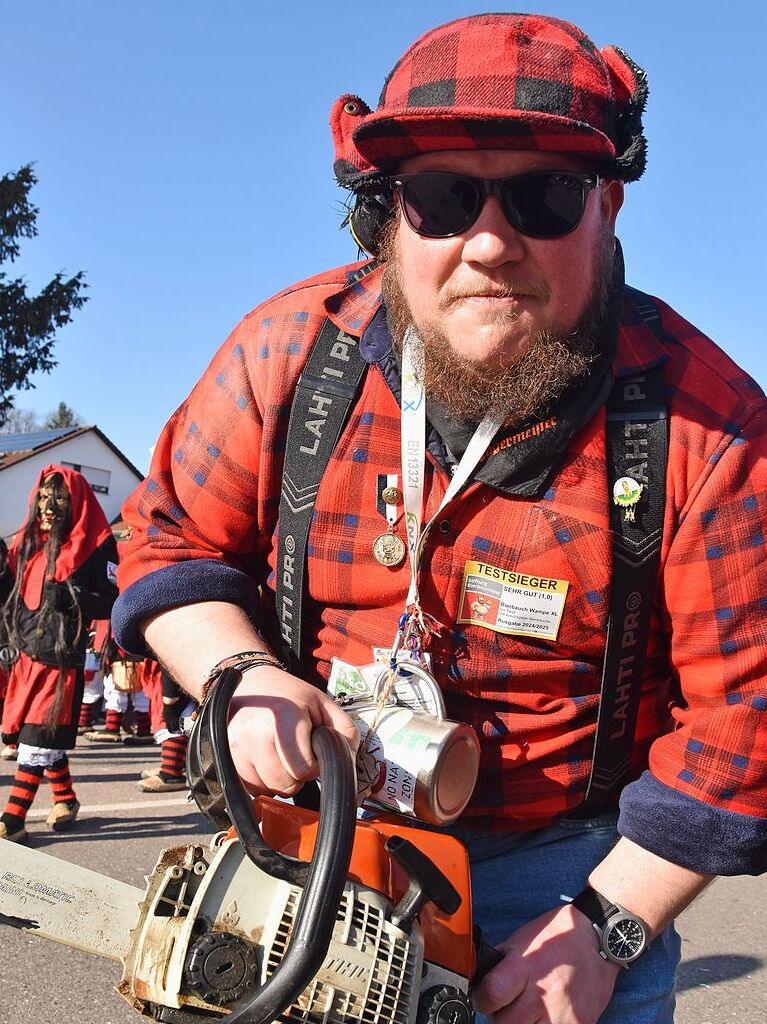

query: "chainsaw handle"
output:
203 666 357 889
471 936 505 986
188 667 314 886
202 668 358 1023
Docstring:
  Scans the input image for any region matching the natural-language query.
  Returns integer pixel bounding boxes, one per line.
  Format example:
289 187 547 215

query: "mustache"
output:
439 278 550 308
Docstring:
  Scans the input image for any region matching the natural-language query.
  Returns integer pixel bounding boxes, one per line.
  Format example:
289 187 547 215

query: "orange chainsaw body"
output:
225 797 477 981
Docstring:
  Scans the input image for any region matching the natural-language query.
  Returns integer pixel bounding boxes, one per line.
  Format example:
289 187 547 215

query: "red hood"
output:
11 463 113 609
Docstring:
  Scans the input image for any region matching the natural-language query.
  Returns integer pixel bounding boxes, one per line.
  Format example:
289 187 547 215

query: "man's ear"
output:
603 179 624 228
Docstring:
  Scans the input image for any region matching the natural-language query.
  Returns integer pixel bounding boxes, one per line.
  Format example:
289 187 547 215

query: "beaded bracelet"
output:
200 649 286 705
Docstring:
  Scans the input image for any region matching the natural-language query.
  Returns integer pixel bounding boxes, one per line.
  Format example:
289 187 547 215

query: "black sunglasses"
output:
392 169 600 240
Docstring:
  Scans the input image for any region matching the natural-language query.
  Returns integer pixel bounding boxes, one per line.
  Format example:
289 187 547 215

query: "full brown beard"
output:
380 220 616 426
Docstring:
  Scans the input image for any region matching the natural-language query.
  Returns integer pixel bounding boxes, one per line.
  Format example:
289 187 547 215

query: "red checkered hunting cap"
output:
331 13 648 190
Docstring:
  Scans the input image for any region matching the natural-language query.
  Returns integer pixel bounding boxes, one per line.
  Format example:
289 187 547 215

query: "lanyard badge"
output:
379 327 507 705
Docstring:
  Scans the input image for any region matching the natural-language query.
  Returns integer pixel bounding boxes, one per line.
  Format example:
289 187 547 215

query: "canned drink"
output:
353 704 480 826
373 659 446 718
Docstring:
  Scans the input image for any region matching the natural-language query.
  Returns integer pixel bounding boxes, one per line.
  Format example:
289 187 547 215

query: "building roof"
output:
0 424 144 480
0 427 78 454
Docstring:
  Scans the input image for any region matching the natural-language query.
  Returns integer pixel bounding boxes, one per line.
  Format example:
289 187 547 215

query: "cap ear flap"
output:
331 93 375 188
331 93 392 253
601 46 649 183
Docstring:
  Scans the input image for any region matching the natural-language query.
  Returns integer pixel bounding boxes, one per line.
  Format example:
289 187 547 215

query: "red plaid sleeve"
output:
617 299 767 873
655 402 767 817
115 262 378 637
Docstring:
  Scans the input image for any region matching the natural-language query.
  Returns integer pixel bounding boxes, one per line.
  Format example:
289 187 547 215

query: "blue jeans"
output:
454 811 680 1023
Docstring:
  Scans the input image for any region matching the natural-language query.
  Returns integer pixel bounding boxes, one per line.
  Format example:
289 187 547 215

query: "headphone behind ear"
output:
348 192 392 256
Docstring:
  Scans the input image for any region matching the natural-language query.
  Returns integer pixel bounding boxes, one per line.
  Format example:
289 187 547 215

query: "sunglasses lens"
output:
400 173 480 237
397 171 591 239
504 173 587 238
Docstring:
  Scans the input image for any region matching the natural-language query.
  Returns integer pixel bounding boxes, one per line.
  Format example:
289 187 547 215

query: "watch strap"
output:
572 885 618 929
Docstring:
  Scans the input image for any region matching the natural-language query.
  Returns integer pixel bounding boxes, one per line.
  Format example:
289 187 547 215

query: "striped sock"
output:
2 763 44 825
104 708 123 733
160 735 188 781
134 710 152 737
45 756 77 804
79 702 95 729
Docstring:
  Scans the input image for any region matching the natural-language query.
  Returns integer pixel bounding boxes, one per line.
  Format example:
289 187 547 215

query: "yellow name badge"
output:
458 560 570 641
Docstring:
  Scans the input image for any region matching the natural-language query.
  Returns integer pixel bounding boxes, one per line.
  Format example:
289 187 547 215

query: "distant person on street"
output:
0 465 118 842
135 663 194 793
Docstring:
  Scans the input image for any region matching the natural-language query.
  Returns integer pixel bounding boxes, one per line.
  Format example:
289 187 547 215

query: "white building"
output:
0 425 144 542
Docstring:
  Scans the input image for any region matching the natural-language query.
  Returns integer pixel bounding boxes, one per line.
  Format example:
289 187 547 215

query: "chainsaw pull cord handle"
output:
207 668 358 1024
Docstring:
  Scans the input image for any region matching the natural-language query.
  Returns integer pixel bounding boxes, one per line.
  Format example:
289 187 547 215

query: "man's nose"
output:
460 196 526 269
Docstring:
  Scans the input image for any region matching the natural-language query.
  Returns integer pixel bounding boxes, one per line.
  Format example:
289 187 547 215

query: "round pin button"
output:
381 486 402 505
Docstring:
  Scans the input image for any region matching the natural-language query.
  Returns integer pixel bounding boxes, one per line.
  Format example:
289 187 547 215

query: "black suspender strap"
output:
580 301 669 809
275 267 376 672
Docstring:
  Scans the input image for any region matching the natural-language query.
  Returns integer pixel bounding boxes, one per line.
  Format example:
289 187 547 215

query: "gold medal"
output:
613 477 643 522
372 531 406 566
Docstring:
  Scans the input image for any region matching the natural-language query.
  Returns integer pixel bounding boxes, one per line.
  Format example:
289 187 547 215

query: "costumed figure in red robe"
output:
83 629 154 745
136 662 194 792
0 536 12 758
0 465 118 843
77 618 110 734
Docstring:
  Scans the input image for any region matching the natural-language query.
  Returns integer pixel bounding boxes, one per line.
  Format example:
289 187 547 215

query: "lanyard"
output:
399 326 506 632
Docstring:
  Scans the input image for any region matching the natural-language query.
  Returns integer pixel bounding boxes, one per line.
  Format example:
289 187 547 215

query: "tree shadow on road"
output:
677 954 763 992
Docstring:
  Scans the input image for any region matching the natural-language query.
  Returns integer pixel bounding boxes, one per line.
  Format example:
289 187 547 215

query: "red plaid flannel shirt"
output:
115 260 767 873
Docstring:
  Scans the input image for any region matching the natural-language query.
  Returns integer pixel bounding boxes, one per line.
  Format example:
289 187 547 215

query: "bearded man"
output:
0 465 118 842
113 14 767 1023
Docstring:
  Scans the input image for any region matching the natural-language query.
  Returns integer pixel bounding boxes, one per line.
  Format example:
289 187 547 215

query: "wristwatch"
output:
571 885 649 969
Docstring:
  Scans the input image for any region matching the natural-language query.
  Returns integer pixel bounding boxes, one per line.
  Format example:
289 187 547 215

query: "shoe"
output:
137 774 187 793
47 799 80 831
140 766 163 779
0 745 18 761
0 820 27 843
83 729 123 743
122 734 155 747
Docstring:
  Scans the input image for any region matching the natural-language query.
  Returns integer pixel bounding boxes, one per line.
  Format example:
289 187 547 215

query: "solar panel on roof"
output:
0 428 77 454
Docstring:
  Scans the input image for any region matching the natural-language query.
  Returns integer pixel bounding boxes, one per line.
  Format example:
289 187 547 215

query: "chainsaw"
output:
0 669 501 1022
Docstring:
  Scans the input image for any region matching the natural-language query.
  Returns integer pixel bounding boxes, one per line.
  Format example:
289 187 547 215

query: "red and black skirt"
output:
1 650 84 749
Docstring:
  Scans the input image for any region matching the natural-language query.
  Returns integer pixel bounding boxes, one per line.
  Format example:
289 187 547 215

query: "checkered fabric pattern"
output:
343 14 647 180
115 261 767 852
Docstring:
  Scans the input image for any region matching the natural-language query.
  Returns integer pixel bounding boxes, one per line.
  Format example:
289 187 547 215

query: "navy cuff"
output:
618 770 767 875
112 560 259 656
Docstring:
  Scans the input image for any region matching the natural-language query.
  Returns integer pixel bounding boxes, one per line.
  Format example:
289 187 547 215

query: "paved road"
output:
0 741 764 1023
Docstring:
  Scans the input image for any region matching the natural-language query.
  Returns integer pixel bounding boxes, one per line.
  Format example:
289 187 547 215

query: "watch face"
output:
604 914 647 963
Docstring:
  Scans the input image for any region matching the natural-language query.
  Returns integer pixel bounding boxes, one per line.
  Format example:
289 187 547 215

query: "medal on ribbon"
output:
373 473 406 566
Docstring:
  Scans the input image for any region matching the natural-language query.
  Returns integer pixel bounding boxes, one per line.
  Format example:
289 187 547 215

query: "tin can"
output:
353 704 480 826
373 660 446 718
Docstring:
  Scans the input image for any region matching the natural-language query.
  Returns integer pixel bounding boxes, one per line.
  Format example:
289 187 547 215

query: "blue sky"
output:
3 1 765 474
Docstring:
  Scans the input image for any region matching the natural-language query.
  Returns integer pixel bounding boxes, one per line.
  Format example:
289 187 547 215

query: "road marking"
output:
26 797 192 820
